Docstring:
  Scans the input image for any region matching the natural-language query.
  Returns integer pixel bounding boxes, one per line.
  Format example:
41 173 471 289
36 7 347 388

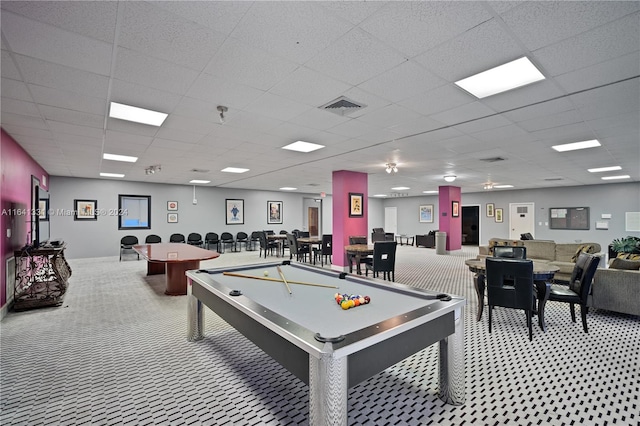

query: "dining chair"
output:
313 234 333 266
169 233 185 243
365 241 397 281
486 257 536 341
120 235 139 261
248 231 261 251
349 236 367 245
235 232 249 251
187 232 203 247
548 253 600 333
493 246 527 259
286 233 308 262
204 232 220 251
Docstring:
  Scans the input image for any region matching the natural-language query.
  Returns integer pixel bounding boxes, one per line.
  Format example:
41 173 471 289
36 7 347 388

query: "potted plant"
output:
610 236 640 257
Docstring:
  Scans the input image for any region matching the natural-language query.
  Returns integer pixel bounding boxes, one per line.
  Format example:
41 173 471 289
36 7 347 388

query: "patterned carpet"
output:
1 245 638 425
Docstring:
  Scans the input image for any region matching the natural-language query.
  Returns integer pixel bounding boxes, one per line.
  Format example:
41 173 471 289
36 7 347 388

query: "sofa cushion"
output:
616 252 640 260
523 240 556 261
610 258 640 270
571 243 596 262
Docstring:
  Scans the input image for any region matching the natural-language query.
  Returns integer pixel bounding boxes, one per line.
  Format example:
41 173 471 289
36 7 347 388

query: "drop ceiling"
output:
1 1 639 196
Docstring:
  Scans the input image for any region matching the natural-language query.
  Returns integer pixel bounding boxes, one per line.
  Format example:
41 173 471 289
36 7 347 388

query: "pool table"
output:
186 261 465 425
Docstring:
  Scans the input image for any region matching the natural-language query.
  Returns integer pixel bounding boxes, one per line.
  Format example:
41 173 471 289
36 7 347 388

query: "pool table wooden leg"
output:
438 306 465 405
309 347 348 426
187 280 204 342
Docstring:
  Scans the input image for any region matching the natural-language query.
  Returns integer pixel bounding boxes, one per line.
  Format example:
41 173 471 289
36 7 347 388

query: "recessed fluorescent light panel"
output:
601 175 630 180
281 141 325 153
552 139 601 152
221 167 249 173
189 180 210 184
103 153 138 163
422 190 438 194
373 194 387 197
391 186 410 190
588 166 622 173
455 57 545 98
109 102 168 126
493 184 514 188
280 187 297 191
100 172 125 178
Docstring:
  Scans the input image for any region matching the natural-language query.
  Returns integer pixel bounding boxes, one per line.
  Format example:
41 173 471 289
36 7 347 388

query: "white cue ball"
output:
264 270 269 277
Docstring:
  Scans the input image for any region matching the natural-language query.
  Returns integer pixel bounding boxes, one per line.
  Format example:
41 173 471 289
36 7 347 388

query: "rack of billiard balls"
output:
335 293 371 310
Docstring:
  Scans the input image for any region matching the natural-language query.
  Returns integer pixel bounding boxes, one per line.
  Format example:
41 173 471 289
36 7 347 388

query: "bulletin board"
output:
549 207 590 230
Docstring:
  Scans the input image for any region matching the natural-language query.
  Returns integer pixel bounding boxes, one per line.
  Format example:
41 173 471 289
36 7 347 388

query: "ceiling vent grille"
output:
544 177 564 181
191 168 210 173
320 96 366 116
480 156 506 163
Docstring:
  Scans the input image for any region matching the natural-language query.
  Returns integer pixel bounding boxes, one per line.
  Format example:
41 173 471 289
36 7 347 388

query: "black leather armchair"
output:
416 231 437 248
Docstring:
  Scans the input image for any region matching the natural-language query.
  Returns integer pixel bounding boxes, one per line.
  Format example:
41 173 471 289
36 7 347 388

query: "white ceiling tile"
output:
0 124 52 140
287 108 350 132
269 67 352 107
243 92 314 122
47 121 104 139
318 2 387 26
39 105 104 129
554 52 640 94
358 61 445 103
398 84 471 117
430 102 497 126
1 98 40 117
1 51 22 80
501 2 640 51
29 84 105 116
360 2 493 57
152 1 252 36
1 11 112 75
118 2 226 71
1 111 48 129
304 28 407 86
186 75 265 110
107 80 182 115
230 2 351 64
204 38 298 91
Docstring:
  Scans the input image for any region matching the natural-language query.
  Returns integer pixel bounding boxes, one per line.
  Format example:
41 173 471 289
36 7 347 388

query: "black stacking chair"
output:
248 231 261 251
365 241 397 281
313 234 333 266
169 233 185 243
286 233 308 262
235 232 249 251
279 230 289 254
205 233 220 251
145 234 161 244
349 236 367 245
493 246 527 259
220 232 235 253
548 253 600 333
187 233 203 247
120 235 139 261
486 258 536 341
258 231 278 258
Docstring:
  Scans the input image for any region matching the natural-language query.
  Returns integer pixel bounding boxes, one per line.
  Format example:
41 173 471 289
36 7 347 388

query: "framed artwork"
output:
167 213 178 223
267 201 283 224
118 195 151 230
486 203 495 217
419 205 434 223
167 201 178 211
39 199 49 221
226 199 244 225
452 201 460 218
349 193 363 217
495 208 504 223
74 199 97 221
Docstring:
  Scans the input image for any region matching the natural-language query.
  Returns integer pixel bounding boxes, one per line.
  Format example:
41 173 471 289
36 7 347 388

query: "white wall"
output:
50 177 333 259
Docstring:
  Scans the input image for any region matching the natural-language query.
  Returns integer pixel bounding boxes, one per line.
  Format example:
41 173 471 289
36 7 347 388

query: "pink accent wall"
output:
332 170 368 269
1 128 49 307
438 185 462 251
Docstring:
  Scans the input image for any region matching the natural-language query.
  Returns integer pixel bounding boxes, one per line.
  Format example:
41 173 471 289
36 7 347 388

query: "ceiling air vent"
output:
191 168 210 173
544 177 564 181
480 157 506 163
320 96 366 116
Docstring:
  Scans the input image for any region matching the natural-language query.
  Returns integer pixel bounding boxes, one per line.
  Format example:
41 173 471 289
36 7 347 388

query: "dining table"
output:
344 244 374 275
464 258 559 331
266 234 287 256
297 236 322 264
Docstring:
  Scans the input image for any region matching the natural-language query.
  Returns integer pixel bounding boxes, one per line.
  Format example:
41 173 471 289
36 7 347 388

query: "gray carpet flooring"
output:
1 245 638 425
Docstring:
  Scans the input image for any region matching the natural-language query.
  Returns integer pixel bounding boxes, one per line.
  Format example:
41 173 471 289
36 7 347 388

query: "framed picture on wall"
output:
495 208 503 223
486 203 495 217
39 199 49 221
74 199 97 221
267 201 283 224
167 201 178 211
349 193 363 217
226 199 244 225
419 205 434 223
167 213 178 223
452 201 459 218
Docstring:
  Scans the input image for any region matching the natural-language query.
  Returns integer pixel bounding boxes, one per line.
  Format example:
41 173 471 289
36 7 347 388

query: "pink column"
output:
438 186 462 251
332 170 368 270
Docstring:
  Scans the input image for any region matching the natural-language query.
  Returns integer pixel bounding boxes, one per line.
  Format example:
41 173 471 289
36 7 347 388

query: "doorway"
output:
308 206 319 236
509 203 535 239
461 205 479 245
